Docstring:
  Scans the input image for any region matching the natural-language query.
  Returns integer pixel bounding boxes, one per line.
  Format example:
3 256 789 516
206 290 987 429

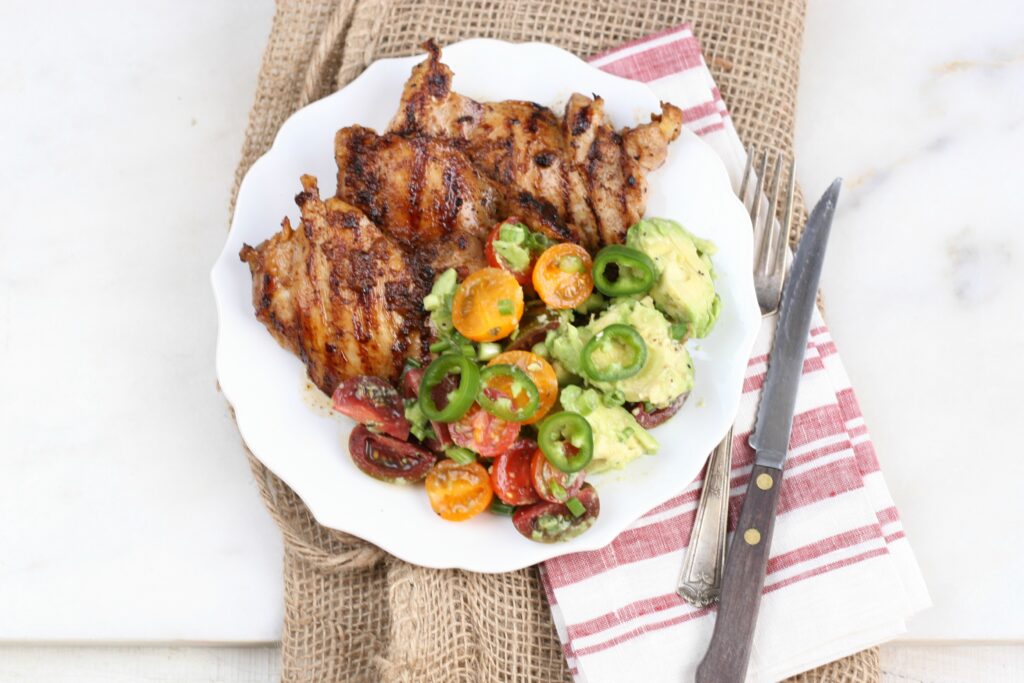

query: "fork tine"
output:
738 146 754 207
758 154 784 274
749 150 768 255
773 157 797 282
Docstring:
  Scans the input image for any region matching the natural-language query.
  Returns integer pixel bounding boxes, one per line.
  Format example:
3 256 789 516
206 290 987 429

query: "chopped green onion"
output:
602 390 626 407
579 390 599 415
549 480 567 500
497 298 514 315
423 293 442 311
404 357 422 369
526 230 554 252
499 223 527 244
566 497 586 518
574 291 606 314
490 500 517 516
429 340 449 353
558 254 585 273
445 446 477 465
478 342 502 361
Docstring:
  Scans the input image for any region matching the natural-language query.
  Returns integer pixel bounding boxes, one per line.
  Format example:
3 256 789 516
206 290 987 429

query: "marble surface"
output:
797 0 1024 640
0 0 1021 646
0 1 282 641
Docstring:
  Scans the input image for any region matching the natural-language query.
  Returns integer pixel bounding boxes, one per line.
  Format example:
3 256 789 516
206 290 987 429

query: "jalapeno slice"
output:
477 364 541 422
591 245 656 297
538 411 594 473
581 324 648 382
418 354 481 422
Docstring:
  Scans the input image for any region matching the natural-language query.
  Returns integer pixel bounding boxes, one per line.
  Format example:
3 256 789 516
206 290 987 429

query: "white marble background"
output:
1 0 1023 678
0 0 283 641
800 0 1024 641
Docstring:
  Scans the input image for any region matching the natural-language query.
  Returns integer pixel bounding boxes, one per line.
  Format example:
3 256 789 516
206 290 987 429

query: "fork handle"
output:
677 429 732 606
695 463 783 683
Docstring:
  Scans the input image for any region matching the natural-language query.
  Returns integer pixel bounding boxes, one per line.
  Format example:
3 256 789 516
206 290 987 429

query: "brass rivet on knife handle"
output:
743 528 761 545
756 473 773 490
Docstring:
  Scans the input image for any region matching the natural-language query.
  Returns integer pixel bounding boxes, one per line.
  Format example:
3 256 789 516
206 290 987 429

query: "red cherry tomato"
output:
490 439 541 505
530 448 584 503
513 484 601 543
485 218 534 285
332 376 410 440
348 425 436 483
449 402 521 458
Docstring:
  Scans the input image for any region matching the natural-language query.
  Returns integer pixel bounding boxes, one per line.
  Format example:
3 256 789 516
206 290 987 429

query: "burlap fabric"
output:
229 2 879 681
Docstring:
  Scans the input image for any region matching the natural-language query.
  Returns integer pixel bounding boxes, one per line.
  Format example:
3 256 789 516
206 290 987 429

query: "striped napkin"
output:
539 25 931 683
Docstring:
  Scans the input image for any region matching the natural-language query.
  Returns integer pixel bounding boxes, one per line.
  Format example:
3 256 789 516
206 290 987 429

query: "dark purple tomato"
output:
629 392 689 429
348 425 436 483
512 484 600 543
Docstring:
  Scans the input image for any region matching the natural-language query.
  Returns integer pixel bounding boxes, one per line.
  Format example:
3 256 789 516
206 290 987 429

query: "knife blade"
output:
695 179 842 683
749 178 842 468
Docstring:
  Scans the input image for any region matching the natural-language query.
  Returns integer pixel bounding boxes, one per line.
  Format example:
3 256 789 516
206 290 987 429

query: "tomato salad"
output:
331 217 720 543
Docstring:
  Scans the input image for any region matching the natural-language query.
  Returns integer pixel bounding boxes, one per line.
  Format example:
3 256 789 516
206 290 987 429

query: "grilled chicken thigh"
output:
240 176 430 394
334 126 496 276
388 40 684 247
242 41 685 394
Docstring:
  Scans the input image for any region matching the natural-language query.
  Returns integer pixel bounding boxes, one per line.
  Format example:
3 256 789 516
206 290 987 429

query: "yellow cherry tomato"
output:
487 351 559 424
425 459 493 521
532 243 594 309
452 268 524 342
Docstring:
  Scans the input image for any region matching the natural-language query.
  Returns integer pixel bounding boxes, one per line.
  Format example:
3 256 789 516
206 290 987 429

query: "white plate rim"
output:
212 38 760 572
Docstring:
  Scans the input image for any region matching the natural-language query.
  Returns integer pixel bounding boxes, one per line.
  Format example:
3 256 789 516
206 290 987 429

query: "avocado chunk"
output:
423 267 458 336
626 218 721 338
547 297 694 409
560 386 658 472
491 223 532 273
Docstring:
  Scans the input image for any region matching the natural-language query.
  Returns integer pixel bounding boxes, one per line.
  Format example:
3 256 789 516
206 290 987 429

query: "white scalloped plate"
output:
212 39 759 572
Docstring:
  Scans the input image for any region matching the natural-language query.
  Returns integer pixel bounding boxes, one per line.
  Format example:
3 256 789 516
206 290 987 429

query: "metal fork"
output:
676 147 795 606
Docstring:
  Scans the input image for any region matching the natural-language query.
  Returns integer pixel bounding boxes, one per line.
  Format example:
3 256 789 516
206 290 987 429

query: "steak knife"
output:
695 179 842 683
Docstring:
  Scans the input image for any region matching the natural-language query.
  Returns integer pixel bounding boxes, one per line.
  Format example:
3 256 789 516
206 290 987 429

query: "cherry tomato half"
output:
348 425 436 483
512 484 601 543
490 439 541 505
485 220 532 285
451 268 524 342
530 447 584 503
630 392 690 429
487 351 559 424
332 376 410 440
532 243 594 309
425 459 493 521
449 402 521 458
506 301 562 352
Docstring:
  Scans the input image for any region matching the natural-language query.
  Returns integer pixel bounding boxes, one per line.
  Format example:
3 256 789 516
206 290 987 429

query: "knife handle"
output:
695 463 783 683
